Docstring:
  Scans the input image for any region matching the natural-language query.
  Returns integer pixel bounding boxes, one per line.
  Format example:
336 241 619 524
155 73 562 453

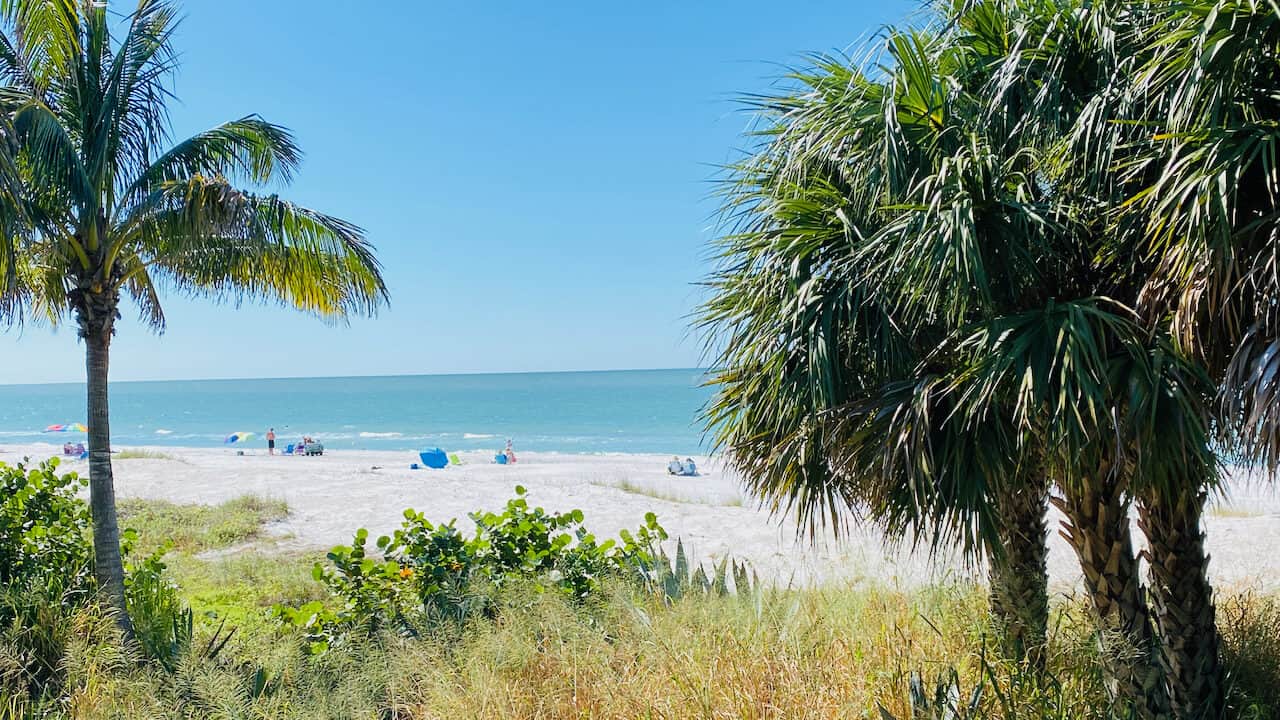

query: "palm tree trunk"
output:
81 302 132 640
1054 470 1169 720
987 472 1050 670
1137 488 1223 720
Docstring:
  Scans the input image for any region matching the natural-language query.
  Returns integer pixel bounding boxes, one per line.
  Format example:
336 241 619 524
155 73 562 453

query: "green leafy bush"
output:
0 460 192 682
0 459 93 600
277 486 668 653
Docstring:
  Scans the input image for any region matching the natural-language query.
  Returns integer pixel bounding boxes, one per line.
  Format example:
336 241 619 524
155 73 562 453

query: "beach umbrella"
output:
225 431 254 444
44 422 87 433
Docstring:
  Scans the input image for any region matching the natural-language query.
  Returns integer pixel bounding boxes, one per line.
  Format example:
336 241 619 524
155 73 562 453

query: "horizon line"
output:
0 366 713 388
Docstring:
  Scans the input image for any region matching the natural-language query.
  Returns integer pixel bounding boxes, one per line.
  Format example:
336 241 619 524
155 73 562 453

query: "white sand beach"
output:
4 442 1279 592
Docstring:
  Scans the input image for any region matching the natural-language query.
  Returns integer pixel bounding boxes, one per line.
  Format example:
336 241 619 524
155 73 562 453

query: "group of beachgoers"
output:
266 428 320 456
61 441 86 456
495 439 517 464
667 456 697 476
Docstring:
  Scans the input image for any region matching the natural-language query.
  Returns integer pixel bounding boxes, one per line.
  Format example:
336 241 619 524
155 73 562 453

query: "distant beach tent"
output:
419 448 449 469
225 431 254 444
44 422 87 433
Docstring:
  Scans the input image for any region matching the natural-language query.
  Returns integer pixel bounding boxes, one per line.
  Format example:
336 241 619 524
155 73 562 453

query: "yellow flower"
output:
399 567 414 579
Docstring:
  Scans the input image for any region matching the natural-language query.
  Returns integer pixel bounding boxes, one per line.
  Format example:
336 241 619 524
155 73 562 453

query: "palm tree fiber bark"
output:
1137 489 1223 720
988 473 1050 669
1055 474 1169 719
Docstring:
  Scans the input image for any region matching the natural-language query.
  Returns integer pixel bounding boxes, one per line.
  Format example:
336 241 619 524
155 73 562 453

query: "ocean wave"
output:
154 429 173 435
463 433 495 439
358 431 402 438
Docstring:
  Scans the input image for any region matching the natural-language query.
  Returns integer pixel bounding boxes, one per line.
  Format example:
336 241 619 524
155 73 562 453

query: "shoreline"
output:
3 441 1278 592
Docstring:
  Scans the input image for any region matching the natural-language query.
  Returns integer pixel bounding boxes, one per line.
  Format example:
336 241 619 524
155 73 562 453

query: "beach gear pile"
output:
411 448 463 469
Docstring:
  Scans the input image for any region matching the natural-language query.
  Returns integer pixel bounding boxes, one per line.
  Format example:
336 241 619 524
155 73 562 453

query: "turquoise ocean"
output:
0 369 715 455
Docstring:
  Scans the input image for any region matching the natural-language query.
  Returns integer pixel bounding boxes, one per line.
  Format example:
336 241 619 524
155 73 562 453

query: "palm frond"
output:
120 175 385 319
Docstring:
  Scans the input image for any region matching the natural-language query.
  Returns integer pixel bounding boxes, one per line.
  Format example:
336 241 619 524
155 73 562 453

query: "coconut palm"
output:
0 0 387 635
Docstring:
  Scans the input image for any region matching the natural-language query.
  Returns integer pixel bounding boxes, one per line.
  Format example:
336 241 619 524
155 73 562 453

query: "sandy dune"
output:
3 442 1278 592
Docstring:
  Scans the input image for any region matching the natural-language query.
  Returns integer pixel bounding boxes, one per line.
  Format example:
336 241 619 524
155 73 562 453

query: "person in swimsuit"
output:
267 428 276 455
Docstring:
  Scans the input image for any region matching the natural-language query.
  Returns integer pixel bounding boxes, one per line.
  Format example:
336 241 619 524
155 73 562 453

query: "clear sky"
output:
0 0 916 384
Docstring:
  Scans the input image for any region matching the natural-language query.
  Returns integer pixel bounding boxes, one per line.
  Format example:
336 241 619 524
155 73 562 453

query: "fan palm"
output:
1096 1 1280 715
0 0 387 635
703 5 1231 718
701 22 1058 669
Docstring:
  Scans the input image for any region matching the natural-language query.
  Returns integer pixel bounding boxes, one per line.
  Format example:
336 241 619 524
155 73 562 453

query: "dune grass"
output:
117 495 289 555
599 478 747 507
1209 504 1267 519
113 448 182 461
14 496 1280 719
46 578 1280 720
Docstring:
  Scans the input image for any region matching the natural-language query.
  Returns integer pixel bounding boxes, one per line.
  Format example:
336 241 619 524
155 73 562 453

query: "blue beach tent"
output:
419 448 449 469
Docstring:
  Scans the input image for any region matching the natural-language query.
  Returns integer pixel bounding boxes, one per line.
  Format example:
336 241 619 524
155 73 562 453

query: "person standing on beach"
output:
267 428 276 456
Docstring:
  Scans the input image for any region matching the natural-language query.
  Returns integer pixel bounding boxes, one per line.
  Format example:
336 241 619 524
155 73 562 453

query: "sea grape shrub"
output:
468 489 663 600
0 459 191 704
278 486 668 653
0 460 95 702
0 459 93 600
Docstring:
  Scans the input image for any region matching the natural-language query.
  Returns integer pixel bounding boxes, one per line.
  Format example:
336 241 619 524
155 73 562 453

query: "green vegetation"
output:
118 495 288 555
3 462 1278 719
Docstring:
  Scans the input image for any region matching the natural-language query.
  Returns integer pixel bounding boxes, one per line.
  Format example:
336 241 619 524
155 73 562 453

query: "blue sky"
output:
0 0 916 384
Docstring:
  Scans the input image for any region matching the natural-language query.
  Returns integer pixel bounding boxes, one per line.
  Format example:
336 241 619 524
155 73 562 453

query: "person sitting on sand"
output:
667 456 683 475
683 457 697 476
505 439 517 464
73 442 85 455
63 442 74 455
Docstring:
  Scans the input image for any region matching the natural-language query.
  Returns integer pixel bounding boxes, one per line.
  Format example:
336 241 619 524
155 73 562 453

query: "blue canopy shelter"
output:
419 448 449 469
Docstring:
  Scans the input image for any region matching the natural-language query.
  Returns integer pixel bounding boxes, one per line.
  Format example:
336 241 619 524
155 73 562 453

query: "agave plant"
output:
632 538 758 602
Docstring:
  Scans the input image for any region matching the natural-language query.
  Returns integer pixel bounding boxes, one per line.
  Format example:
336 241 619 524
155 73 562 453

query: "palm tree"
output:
1114 1 1280 714
703 5 1232 718
700 23 1058 669
0 0 387 635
